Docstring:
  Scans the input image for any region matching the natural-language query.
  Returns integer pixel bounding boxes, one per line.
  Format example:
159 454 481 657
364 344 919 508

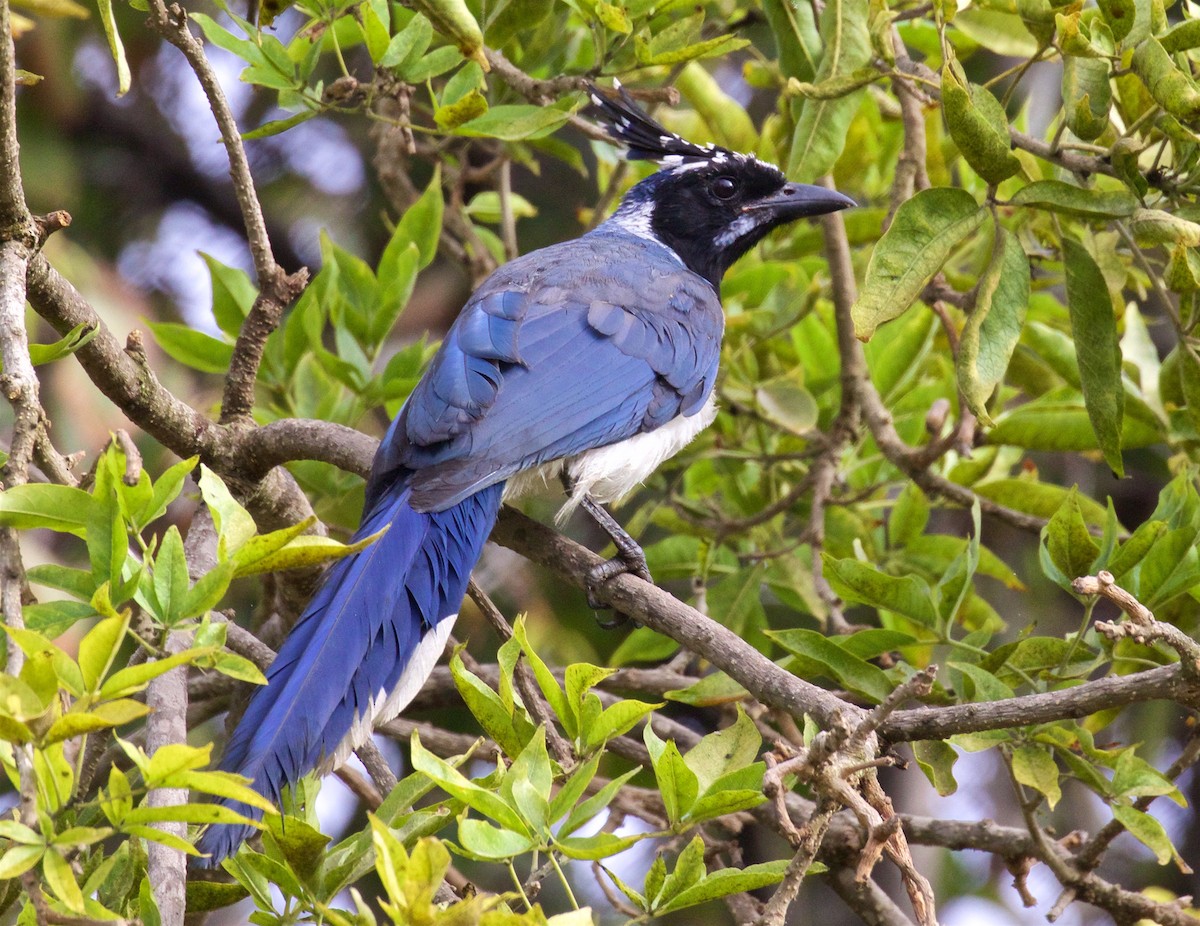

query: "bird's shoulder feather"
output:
369 230 723 512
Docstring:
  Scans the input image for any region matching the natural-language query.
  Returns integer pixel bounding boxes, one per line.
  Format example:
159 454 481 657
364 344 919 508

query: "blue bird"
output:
195 83 854 865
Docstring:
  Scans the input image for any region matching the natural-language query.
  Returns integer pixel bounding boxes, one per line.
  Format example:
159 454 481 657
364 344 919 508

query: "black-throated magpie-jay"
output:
196 84 854 864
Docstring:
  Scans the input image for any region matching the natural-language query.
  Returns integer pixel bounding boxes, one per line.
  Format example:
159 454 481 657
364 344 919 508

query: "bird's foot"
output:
570 489 653 627
585 547 653 627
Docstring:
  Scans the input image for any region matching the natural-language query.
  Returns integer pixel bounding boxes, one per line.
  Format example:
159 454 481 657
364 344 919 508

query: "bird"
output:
195 82 854 865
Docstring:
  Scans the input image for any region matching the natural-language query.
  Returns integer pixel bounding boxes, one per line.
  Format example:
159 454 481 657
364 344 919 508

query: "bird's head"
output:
589 82 855 287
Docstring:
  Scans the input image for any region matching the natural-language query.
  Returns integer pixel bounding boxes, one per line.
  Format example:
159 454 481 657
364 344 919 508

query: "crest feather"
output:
587 80 739 167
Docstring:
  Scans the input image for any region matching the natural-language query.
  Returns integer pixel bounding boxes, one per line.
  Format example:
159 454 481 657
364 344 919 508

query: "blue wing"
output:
368 230 724 513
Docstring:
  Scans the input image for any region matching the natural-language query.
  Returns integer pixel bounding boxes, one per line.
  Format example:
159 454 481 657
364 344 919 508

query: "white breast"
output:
504 396 717 522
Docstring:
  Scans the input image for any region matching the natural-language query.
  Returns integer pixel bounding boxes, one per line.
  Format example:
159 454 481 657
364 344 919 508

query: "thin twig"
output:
142 0 307 424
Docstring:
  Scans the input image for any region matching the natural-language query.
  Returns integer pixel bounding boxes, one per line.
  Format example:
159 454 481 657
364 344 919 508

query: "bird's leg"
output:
577 493 653 616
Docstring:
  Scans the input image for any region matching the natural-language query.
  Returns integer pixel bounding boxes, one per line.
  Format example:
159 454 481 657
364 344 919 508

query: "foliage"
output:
8 0 1200 921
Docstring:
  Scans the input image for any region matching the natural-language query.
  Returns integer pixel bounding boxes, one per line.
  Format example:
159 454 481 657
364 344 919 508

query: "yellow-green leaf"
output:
853 187 985 340
1064 237 1124 476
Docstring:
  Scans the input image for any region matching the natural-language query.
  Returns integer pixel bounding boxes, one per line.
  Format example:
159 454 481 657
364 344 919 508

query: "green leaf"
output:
464 191 538 224
409 733 527 832
179 561 235 619
45 700 150 743
1064 238 1125 476
44 849 86 912
1112 749 1185 804
558 768 639 838
151 525 190 624
976 478 1109 525
77 612 129 691
852 188 985 340
1131 37 1200 125
233 530 382 578
1044 488 1101 582
359 0 391 62
230 517 313 575
913 740 958 795
0 483 93 532
941 54 1020 183
140 456 198 531
635 31 750 66
198 466 257 556
98 648 210 699
655 836 705 908
647 734 699 825
1112 804 1175 864
582 698 661 752
95 0 130 95
0 844 43 879
146 321 234 374
513 617 571 735
241 110 317 140
958 227 1029 425
656 860 789 914
501 726 552 832
763 0 820 80
171 770 277 813
202 254 258 338
787 0 871 181
756 377 818 434
1011 744 1061 807
890 483 930 547
595 0 632 32
457 817 535 859
124 803 256 827
381 13 433 69
987 399 1160 454
770 628 894 702
386 166 443 271
1062 56 1113 141
456 102 576 141
556 830 645 860
1010 180 1138 219
1135 527 1200 609
450 650 534 757
401 45 463 82
548 753 599 826
684 706 761 795
29 323 98 366
822 555 938 626
949 661 1014 702
1096 0 1135 41
1130 208 1200 248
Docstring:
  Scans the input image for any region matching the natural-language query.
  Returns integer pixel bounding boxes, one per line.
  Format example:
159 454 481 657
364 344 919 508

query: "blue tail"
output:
195 478 504 866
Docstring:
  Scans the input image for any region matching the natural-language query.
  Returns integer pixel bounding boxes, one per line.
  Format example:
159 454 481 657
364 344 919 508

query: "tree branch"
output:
141 0 307 424
492 507 856 728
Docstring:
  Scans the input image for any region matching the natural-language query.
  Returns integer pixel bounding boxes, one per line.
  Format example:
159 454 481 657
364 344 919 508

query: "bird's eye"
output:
712 176 738 200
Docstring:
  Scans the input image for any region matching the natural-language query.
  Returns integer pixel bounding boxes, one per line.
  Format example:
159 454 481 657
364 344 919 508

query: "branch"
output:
491 507 856 728
1075 571 1200 676
146 507 217 926
880 662 1198 742
142 0 307 424
25 257 221 459
237 419 376 479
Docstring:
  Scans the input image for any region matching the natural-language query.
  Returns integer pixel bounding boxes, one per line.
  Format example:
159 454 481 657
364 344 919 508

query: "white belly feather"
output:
504 395 717 522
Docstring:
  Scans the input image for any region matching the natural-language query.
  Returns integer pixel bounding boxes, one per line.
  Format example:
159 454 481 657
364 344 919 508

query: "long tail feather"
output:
195 479 504 866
